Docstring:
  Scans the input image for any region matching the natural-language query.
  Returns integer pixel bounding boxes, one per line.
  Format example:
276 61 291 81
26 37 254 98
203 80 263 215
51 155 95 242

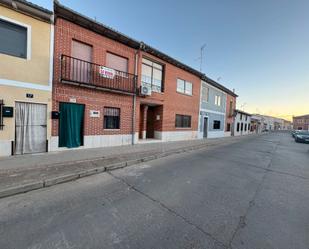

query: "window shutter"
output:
0 19 27 58
106 52 128 72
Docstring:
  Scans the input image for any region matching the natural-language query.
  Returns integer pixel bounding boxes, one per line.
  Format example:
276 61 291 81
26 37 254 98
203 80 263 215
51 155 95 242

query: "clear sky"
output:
32 0 308 120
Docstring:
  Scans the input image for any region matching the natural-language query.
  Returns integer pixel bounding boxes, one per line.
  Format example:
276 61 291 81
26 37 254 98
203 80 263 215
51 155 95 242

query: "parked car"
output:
292 130 302 138
295 131 309 143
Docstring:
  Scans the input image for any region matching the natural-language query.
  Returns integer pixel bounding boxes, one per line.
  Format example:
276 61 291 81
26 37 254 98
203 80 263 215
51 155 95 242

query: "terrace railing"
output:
60 55 136 95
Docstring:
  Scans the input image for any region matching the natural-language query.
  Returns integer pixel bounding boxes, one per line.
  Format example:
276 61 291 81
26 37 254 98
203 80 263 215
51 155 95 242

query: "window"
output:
201 85 209 102
141 58 164 92
0 19 28 59
237 123 240 132
241 123 244 131
71 40 92 83
177 79 185 93
226 123 231 132
106 52 128 73
245 124 247 131
175 114 191 128
104 107 120 129
245 115 248 121
213 120 221 129
248 124 251 131
177 79 192 95
240 113 243 120
229 100 233 116
215 95 221 106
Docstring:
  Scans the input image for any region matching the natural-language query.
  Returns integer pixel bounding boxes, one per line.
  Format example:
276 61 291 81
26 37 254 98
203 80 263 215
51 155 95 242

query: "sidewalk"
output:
0 135 258 198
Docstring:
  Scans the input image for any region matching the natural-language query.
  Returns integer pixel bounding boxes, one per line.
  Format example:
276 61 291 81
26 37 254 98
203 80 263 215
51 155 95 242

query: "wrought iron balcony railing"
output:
60 55 136 95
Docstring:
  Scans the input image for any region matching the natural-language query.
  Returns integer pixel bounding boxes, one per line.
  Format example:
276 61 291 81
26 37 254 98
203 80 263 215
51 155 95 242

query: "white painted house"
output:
232 110 252 136
198 79 227 139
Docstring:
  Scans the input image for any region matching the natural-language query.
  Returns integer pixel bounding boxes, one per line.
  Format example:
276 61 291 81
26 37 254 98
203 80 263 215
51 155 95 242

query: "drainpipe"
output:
131 49 139 145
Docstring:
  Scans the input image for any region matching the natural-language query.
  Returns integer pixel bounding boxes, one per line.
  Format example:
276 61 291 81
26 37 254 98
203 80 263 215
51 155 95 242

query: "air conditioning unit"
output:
140 85 152 96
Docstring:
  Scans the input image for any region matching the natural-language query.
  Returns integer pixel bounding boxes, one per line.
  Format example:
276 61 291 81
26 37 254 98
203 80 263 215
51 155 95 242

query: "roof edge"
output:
140 42 203 78
54 0 239 97
202 75 238 97
293 114 309 119
0 0 53 23
54 0 140 49
235 109 252 116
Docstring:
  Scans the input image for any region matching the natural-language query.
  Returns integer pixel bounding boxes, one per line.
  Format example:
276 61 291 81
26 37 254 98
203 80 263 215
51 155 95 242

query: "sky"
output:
32 0 308 120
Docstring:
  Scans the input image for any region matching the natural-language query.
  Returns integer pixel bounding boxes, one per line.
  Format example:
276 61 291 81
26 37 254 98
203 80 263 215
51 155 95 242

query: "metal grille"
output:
104 107 120 129
61 55 136 95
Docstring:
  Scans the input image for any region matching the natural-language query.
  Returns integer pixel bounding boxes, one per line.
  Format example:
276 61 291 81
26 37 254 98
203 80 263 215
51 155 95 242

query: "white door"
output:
15 102 47 155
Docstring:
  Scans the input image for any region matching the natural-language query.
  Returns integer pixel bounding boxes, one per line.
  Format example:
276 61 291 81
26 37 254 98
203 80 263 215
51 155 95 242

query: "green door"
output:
59 103 85 148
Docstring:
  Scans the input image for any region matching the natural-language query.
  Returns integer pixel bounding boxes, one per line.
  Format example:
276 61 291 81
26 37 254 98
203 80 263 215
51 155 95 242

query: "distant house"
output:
232 110 251 136
253 114 292 131
198 79 226 138
225 91 237 136
198 77 237 139
293 115 309 130
250 115 263 134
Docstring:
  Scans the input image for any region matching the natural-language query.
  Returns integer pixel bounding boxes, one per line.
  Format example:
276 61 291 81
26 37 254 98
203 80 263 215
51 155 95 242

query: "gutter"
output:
0 0 53 23
132 49 139 145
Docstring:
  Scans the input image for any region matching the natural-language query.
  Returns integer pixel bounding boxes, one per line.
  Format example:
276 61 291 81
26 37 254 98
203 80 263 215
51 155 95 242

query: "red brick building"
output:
51 2 139 150
51 2 203 151
225 92 237 136
293 115 309 130
136 47 202 141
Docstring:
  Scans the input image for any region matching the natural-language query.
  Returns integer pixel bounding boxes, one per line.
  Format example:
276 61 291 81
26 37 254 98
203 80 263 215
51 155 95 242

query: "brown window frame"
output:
104 107 120 129
175 114 191 128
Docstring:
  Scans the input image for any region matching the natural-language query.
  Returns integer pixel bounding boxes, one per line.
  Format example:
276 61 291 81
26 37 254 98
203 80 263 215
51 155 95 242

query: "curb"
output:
0 135 259 199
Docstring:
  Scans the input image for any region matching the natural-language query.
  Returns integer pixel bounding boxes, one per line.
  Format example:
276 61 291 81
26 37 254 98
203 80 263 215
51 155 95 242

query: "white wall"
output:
155 130 198 142
233 113 251 136
50 133 138 152
0 140 11 157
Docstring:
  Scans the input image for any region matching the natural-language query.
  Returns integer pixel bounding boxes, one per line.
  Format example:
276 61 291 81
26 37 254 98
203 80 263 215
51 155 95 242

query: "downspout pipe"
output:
132 49 139 145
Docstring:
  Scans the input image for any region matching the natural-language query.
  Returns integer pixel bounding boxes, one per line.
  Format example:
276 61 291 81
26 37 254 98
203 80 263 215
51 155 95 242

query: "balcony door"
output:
71 40 92 83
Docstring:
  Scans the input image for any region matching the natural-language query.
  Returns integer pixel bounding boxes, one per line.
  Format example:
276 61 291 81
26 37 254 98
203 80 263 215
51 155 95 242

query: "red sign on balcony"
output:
99 66 115 79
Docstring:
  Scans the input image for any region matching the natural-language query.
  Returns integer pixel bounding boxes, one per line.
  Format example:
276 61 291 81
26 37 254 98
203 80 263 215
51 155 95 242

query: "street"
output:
0 132 308 249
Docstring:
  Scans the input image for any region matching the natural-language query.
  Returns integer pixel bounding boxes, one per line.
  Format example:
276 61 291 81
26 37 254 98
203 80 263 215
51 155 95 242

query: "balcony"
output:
60 55 136 95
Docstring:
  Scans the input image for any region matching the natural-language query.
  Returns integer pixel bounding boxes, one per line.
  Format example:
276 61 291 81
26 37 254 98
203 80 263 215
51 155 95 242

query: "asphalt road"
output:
0 132 308 249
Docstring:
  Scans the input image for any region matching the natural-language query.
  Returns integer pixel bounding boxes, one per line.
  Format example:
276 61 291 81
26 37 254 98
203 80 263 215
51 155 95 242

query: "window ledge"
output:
175 127 192 130
103 129 120 131
151 91 164 95
176 91 192 97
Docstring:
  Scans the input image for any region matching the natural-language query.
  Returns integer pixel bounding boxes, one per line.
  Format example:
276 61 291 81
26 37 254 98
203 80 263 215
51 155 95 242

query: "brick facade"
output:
293 115 309 130
225 93 237 132
52 18 136 140
136 51 201 136
51 3 237 150
52 16 202 148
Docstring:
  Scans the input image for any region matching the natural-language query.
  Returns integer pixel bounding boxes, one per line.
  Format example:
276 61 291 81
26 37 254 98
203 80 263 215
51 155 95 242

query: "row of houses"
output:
250 114 292 133
1 0 242 157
